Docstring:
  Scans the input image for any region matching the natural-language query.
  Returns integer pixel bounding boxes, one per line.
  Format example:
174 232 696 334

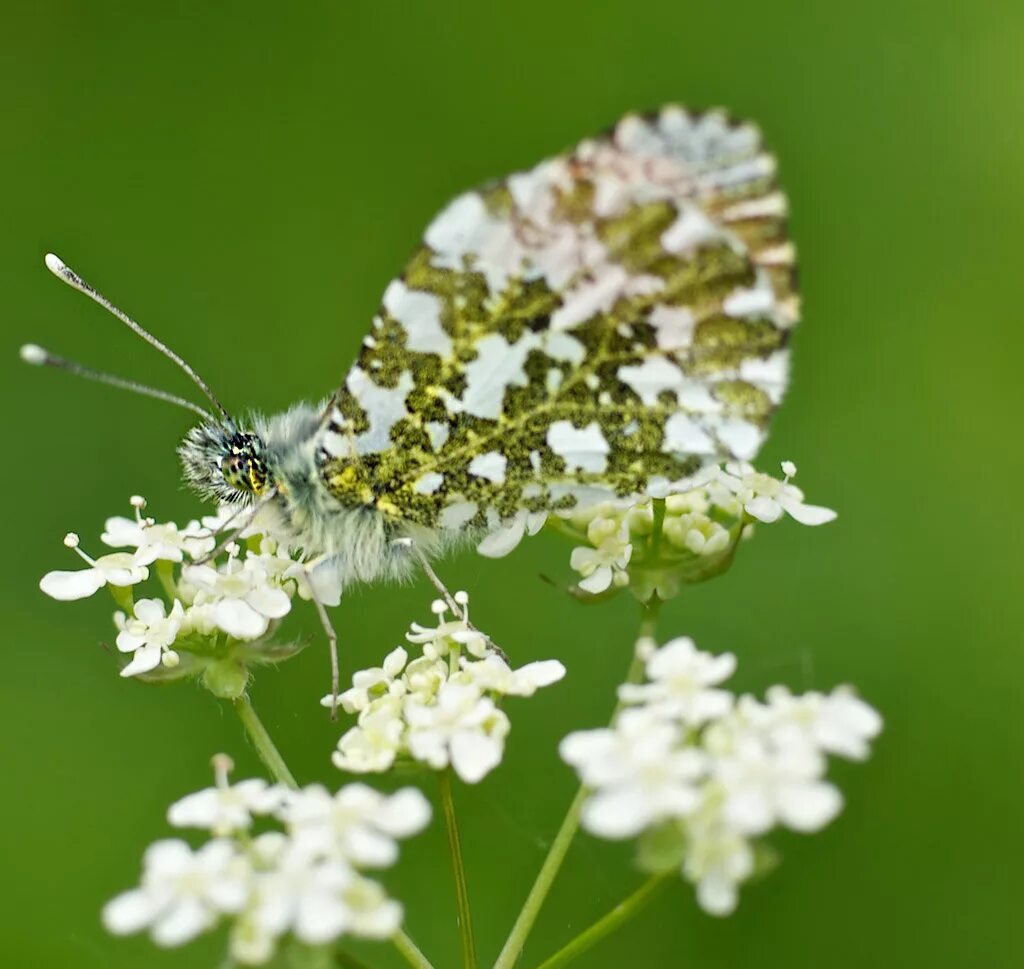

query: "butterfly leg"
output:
193 491 279 566
394 539 509 663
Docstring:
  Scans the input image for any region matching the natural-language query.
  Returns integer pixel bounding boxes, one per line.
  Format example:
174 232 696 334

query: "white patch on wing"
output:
739 351 790 403
721 193 788 221
413 473 445 495
723 278 776 318
425 192 523 294
543 331 586 365
439 501 478 529
617 357 686 405
547 420 611 473
662 413 716 455
382 280 452 356
551 265 629 330
468 451 508 484
650 305 696 351
675 378 722 412
661 207 720 252
711 417 762 459
346 368 415 455
459 333 537 419
425 421 450 451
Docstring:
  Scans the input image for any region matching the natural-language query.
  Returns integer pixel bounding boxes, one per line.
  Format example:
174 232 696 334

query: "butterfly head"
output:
179 421 274 504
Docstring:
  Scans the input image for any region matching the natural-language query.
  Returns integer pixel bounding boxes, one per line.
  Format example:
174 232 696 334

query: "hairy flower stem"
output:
493 598 662 969
235 694 438 969
533 873 672 969
439 770 477 969
232 694 298 790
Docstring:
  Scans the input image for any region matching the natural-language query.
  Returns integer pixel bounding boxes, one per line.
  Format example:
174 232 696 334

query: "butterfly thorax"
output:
180 404 449 585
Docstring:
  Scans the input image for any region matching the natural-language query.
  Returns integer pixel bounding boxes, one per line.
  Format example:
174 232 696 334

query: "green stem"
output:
493 598 661 969
232 694 298 790
532 874 672 969
392 928 436 969
438 770 477 969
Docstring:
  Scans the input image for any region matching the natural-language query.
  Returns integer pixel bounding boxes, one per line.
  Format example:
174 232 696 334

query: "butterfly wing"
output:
319 106 798 540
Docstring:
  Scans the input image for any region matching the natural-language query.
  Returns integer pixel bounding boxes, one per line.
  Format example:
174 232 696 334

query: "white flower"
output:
168 757 284 836
183 552 291 639
102 839 250 946
115 599 186 677
618 637 736 726
102 498 212 561
760 685 883 761
279 783 431 866
569 517 632 593
332 698 407 773
405 595 488 660
405 681 510 783
460 655 566 696
321 646 409 714
561 710 706 838
708 731 842 835
719 461 837 526
40 533 152 601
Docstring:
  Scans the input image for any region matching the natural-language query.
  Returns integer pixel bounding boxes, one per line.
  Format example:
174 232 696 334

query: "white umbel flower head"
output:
332 592 563 784
102 839 250 946
562 631 881 916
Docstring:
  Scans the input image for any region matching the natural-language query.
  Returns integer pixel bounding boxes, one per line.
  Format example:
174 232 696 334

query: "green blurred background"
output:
2 2 1021 966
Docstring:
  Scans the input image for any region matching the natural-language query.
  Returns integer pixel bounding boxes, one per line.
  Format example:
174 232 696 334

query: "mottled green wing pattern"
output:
319 106 798 545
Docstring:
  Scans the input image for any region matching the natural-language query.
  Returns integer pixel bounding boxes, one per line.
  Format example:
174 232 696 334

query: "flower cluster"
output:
39 497 336 696
103 755 430 963
328 593 566 783
561 635 881 916
556 461 837 600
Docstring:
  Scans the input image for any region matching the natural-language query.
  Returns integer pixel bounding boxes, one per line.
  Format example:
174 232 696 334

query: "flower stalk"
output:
438 770 476 969
493 599 660 969
533 873 673 969
232 693 298 790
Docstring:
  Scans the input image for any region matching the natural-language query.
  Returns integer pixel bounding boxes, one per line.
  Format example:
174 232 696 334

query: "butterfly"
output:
28 105 797 600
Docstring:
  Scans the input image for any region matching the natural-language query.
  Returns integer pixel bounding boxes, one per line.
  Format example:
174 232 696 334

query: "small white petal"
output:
776 782 843 831
212 599 269 639
778 496 838 525
102 889 161 935
39 568 106 600
449 731 503 783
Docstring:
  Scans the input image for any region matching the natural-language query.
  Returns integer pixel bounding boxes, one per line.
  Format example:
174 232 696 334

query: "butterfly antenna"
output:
44 253 232 422
20 344 217 422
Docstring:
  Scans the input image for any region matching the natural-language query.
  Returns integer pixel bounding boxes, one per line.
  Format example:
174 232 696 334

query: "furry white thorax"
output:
250 403 459 586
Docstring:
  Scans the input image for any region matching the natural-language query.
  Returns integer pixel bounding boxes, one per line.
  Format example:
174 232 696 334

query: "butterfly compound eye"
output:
220 434 270 496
